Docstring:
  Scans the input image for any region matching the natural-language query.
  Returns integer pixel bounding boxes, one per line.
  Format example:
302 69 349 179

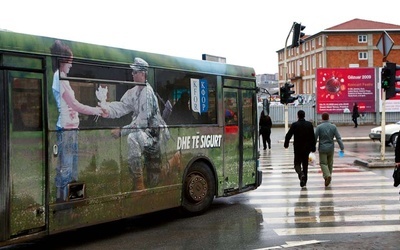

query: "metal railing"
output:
266 103 400 127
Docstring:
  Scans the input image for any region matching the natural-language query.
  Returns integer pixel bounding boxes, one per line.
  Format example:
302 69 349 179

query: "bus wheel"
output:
181 161 215 215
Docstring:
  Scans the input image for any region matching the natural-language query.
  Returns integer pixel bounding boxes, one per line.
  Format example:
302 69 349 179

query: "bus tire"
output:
181 161 215 215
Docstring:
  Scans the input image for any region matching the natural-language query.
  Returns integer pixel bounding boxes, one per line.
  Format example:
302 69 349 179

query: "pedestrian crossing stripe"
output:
260 168 364 174
259 170 386 177
255 203 400 214
248 188 397 196
259 183 392 187
253 240 330 249
260 174 387 180
274 224 400 236
260 214 400 224
259 182 393 188
247 195 399 204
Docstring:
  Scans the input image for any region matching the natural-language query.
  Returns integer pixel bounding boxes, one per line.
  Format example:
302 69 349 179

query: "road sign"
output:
376 31 394 58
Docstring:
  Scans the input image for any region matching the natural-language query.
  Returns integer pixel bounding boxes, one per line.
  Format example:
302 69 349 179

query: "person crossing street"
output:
284 110 316 187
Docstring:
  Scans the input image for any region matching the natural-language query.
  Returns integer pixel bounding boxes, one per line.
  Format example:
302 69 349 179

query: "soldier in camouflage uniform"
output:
101 58 169 190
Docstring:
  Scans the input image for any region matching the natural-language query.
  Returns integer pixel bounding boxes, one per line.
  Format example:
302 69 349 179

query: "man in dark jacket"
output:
259 110 273 150
284 110 316 187
394 132 400 188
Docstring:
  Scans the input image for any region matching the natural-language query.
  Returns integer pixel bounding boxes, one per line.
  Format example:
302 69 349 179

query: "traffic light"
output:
382 62 400 99
291 22 306 48
381 66 391 91
285 83 298 103
280 85 287 104
280 83 298 104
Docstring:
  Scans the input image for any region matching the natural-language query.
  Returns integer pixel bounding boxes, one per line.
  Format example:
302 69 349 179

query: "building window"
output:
312 55 316 69
358 35 367 43
358 52 368 60
319 53 322 67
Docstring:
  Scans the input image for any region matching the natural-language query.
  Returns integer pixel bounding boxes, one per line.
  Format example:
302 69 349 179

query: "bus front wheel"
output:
181 162 215 215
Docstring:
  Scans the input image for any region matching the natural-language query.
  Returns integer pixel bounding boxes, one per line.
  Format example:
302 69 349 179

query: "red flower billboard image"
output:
316 68 375 113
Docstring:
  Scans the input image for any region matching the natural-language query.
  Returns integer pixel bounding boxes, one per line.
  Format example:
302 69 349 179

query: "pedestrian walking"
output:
259 110 272 150
314 112 344 187
394 133 400 191
284 110 316 187
352 102 359 128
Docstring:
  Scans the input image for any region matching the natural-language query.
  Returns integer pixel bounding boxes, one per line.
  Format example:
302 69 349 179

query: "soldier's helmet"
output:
130 57 148 72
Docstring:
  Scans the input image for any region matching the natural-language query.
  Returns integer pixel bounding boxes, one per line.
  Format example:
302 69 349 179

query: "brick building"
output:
277 18 400 95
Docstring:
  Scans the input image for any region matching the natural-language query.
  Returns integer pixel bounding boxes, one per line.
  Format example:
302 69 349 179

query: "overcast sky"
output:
1 0 400 74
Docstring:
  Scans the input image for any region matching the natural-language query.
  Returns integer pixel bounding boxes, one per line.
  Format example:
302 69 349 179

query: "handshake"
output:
95 102 110 118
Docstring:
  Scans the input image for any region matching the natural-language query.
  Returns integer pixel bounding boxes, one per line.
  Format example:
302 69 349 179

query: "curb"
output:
342 137 370 141
278 137 370 143
354 158 395 168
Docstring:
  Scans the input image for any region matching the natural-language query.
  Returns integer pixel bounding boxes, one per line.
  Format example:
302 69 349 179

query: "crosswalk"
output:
250 147 400 237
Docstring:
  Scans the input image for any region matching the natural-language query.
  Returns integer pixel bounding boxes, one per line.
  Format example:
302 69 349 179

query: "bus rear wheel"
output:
181 162 215 215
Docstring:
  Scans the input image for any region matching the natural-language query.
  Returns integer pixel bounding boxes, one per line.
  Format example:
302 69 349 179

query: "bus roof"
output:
0 30 256 79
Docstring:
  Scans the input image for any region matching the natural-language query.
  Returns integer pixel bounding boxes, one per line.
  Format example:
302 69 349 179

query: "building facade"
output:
277 18 400 95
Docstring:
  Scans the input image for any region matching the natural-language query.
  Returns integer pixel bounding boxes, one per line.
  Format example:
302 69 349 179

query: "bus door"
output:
0 67 46 241
223 87 241 190
223 82 257 191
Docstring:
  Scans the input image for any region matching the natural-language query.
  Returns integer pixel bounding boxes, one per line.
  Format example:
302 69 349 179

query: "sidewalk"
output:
334 124 373 141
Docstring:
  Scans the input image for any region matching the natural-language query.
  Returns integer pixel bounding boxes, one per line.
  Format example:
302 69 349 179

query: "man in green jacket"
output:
315 113 344 187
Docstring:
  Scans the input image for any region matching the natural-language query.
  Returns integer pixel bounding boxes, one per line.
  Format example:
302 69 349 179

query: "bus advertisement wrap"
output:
0 30 261 247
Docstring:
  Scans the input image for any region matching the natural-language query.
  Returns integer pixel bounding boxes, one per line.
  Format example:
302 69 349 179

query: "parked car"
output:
369 121 400 147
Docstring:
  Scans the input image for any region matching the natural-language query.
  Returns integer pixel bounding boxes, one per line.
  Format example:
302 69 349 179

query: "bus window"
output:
155 69 216 125
224 90 239 134
12 78 42 131
50 60 135 129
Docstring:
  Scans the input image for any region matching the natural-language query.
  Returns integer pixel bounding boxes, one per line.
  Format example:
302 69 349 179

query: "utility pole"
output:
283 24 292 133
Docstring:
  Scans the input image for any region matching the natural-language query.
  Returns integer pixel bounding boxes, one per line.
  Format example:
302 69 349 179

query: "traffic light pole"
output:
283 23 295 133
381 62 387 161
381 90 386 161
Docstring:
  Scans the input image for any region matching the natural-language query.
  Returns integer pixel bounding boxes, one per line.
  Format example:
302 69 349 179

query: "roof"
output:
325 18 400 31
276 18 400 52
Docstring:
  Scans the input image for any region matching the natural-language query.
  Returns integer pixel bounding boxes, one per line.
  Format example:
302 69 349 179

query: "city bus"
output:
0 29 262 246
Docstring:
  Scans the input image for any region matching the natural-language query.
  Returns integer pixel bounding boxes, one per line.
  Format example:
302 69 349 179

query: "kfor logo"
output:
191 78 208 114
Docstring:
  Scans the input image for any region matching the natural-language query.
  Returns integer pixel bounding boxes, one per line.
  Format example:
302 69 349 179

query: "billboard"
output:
316 68 375 114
